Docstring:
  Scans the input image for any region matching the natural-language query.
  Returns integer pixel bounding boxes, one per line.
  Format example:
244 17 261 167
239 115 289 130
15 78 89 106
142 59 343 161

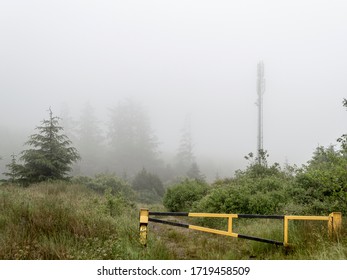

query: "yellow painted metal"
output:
139 208 149 224
285 215 329 221
189 224 238 238
187 213 238 238
139 208 149 246
283 212 341 246
283 216 289 246
328 212 342 238
140 210 342 247
228 217 233 233
189 213 238 218
139 224 148 246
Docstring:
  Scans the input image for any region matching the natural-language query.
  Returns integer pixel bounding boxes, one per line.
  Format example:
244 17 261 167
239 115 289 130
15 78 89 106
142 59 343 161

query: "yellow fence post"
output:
228 216 233 234
328 212 342 239
283 216 289 247
139 208 149 246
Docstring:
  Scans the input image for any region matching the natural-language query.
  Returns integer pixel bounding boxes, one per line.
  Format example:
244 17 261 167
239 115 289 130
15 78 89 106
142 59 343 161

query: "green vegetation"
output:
72 173 136 200
293 145 347 214
4 109 79 186
157 111 347 259
163 179 210 212
0 100 346 259
132 168 165 203
1 159 346 259
0 182 171 260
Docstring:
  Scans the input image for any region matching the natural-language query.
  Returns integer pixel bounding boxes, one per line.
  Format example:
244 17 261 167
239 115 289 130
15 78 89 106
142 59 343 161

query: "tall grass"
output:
0 182 172 260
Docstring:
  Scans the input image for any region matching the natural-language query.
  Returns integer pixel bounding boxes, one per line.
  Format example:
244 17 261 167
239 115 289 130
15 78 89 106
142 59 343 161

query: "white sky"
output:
1 0 347 176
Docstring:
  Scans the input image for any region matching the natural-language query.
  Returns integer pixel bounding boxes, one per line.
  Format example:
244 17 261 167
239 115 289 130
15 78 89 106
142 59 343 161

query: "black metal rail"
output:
238 234 284 246
149 217 189 228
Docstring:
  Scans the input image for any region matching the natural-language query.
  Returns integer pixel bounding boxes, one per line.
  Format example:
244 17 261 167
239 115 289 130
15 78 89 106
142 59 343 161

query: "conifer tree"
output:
75 102 104 175
3 154 21 183
337 98 347 152
108 99 159 176
15 108 80 184
175 115 196 175
132 168 165 203
186 162 205 181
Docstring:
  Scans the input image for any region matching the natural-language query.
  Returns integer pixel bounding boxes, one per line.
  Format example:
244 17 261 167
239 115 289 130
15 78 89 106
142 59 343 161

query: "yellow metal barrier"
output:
139 208 149 246
329 212 342 238
189 213 238 237
139 209 342 247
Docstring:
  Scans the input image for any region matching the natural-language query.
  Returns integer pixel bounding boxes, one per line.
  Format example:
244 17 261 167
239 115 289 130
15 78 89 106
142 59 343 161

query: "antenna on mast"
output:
256 61 265 165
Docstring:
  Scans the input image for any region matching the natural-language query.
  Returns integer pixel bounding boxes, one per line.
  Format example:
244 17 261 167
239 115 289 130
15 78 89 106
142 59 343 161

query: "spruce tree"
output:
108 99 159 176
175 115 196 176
16 108 80 184
3 154 21 183
186 162 205 181
75 102 104 175
132 168 165 203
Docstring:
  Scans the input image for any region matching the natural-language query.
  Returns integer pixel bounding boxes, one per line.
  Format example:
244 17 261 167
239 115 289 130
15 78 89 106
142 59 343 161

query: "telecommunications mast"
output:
256 61 265 165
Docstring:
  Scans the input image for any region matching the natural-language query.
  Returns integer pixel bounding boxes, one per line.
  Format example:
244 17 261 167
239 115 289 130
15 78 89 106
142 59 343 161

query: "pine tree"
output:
132 168 165 203
16 108 80 184
186 162 205 181
3 154 21 183
337 98 347 152
108 99 160 176
75 102 104 175
60 102 77 143
175 115 195 175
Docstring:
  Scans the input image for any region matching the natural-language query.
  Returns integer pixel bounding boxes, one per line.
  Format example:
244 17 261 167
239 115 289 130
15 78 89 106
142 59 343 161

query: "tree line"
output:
1 99 204 188
1 98 345 211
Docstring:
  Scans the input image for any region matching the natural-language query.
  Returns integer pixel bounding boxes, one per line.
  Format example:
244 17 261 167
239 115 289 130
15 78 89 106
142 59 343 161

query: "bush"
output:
163 179 210 212
292 146 347 215
193 175 291 215
132 168 165 203
72 173 136 201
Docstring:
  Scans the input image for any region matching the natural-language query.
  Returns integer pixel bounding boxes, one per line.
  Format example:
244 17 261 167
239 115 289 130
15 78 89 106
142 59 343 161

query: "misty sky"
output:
1 0 346 177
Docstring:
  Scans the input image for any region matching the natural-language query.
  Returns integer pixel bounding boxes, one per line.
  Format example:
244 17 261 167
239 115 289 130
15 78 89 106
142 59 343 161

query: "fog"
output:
1 0 346 181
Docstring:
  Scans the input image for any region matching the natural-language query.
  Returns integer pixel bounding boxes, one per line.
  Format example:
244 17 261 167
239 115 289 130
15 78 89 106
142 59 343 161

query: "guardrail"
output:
139 209 342 247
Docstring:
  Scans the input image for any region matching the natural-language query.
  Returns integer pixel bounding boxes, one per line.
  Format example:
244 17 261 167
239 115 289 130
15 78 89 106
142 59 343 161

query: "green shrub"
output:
132 168 165 203
193 176 291 215
293 146 347 215
163 179 210 212
72 173 136 201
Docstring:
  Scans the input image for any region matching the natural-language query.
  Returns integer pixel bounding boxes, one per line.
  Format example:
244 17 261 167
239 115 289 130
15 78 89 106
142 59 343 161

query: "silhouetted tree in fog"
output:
3 154 20 183
75 102 104 175
132 168 164 203
186 162 205 181
60 102 77 143
175 115 203 179
108 99 160 176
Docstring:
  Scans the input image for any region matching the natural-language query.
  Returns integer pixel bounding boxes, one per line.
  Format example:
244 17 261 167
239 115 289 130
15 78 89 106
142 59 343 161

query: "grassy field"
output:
0 182 346 260
0 182 171 260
